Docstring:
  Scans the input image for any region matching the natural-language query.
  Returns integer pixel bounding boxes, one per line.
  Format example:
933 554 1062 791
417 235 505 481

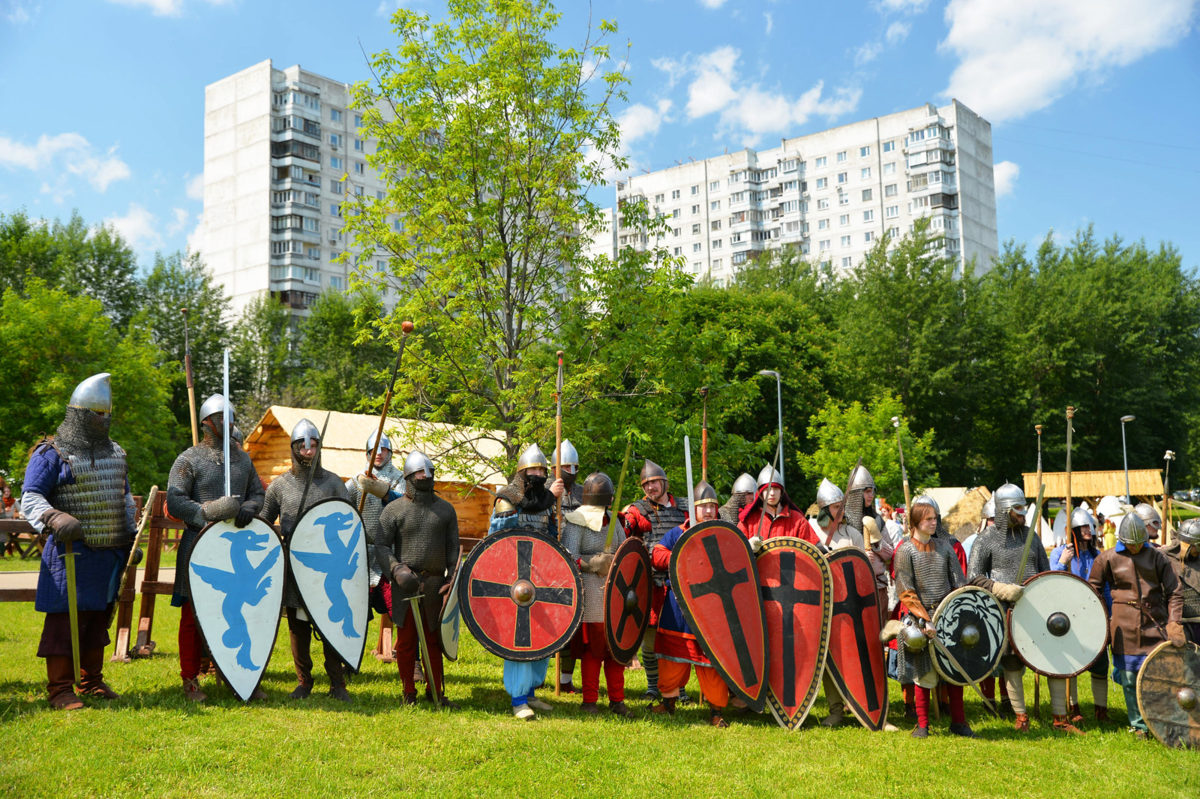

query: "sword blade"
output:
408 595 440 707
62 542 81 684
605 440 633 552
223 348 231 497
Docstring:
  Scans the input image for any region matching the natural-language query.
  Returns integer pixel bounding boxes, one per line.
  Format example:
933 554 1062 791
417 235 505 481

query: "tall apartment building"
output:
199 60 390 318
611 100 998 285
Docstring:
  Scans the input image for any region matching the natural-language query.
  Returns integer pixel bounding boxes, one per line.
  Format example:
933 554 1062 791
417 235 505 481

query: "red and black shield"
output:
824 548 888 730
458 528 583 661
604 537 652 665
669 520 768 712
758 537 832 731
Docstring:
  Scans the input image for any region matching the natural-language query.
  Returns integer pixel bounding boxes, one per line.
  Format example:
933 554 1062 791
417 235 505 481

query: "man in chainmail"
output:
345 432 403 662
622 459 688 702
1088 513 1184 737
892 500 974 738
22 374 137 710
1163 518 1200 644
262 418 352 702
719 472 757 526
560 471 630 717
376 451 459 707
166 393 265 702
488 443 564 720
555 439 584 695
967 482 1048 732
1051 507 1110 724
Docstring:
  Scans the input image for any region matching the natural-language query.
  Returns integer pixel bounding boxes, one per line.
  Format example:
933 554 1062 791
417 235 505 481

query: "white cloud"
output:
941 0 1197 122
764 12 774 34
854 41 883 66
106 0 183 15
0 132 130 192
699 0 728 7
185 172 204 200
993 160 1019 197
187 211 206 256
105 203 162 251
885 21 911 43
5 1 37 23
677 47 861 144
619 100 672 146
167 207 189 235
879 0 931 11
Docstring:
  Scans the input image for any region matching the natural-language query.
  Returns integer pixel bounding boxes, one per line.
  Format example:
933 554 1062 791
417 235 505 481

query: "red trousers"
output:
915 683 965 727
394 603 444 698
570 622 625 703
179 601 205 681
658 659 729 709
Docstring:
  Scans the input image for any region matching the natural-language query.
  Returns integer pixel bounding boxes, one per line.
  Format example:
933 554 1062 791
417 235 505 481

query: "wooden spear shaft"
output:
358 321 414 515
700 387 709 483
182 308 198 447
554 351 564 696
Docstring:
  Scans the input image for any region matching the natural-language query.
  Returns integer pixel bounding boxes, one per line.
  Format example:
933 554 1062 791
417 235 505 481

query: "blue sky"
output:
1 0 1197 271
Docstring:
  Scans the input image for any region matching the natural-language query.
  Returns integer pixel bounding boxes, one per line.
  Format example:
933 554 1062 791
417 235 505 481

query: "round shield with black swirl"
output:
932 586 1007 686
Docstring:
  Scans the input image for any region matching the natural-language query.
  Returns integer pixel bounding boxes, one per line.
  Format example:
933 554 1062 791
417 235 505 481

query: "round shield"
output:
604 537 652 665
932 586 1007 686
289 498 370 674
188 518 284 702
439 548 464 662
458 527 583 661
1009 571 1108 677
1137 641 1200 749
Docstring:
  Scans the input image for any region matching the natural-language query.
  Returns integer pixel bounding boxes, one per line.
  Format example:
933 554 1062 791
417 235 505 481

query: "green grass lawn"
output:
1 601 1196 798
0 545 179 573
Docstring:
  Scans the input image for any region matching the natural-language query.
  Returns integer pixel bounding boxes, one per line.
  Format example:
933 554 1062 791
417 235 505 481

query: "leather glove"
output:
130 546 144 566
357 474 390 499
862 517 881 547
201 495 242 522
991 582 1024 603
583 552 614 577
42 509 83 543
234 504 257 528
1058 545 1075 566
1167 621 1187 648
748 535 764 554
391 563 419 597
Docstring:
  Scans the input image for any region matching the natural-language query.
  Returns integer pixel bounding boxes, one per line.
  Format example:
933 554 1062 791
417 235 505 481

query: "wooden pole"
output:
1163 450 1175 542
359 320 414 515
182 308 199 447
1033 423 1043 718
700 387 709 483
892 417 912 536
554 350 564 696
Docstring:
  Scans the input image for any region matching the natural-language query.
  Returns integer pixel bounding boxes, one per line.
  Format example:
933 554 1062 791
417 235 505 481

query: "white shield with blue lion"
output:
289 498 370 673
189 518 285 701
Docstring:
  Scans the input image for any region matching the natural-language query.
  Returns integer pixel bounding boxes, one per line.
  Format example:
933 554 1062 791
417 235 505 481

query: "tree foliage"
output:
295 289 393 414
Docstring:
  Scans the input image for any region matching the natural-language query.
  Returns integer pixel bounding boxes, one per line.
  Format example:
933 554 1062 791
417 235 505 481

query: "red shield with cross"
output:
604 537 652 665
824 547 888 730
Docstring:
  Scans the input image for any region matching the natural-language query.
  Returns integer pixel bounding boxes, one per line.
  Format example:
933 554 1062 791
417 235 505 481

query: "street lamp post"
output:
758 369 784 485
1120 414 1136 503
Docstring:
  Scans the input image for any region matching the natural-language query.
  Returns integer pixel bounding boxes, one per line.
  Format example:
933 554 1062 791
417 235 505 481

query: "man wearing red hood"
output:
737 464 819 550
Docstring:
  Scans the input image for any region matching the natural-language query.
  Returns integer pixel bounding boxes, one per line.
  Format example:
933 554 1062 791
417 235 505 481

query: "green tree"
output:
134 251 232 448
799 394 940 505
343 0 655 480
0 281 176 494
295 289 393 414
231 294 300 428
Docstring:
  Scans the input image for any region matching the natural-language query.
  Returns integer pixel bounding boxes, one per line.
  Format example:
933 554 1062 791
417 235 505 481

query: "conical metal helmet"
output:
816 478 843 509
1118 512 1148 546
69 373 112 414
1177 517 1200 545
403 451 434 479
732 473 758 495
992 482 1027 537
913 495 940 516
581 472 614 507
982 497 995 519
516 443 548 472
555 439 580 473
640 459 667 486
1070 507 1095 531
693 480 720 507
1134 503 1162 529
230 425 244 446
848 464 875 491
199 393 231 423
291 418 321 448
757 463 783 488
366 430 393 454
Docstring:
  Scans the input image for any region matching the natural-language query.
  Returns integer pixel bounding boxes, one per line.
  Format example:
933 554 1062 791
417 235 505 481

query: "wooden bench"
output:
1 518 43 560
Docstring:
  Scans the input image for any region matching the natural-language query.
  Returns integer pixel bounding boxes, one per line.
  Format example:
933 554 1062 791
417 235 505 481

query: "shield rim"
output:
669 519 768 713
758 536 832 731
823 547 889 731
603 537 652 666
287 497 370 674
1137 639 1200 750
458 527 584 662
439 546 465 661
1009 570 1109 678
932 585 1008 686
188 517 284 702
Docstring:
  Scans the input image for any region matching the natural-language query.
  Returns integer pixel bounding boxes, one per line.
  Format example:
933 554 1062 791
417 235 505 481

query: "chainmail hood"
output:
54 406 115 463
495 470 556 514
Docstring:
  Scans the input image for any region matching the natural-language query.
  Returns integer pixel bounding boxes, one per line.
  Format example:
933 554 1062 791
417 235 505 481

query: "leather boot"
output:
1068 703 1084 724
1013 713 1031 732
182 677 207 702
288 621 314 696
1095 706 1110 723
79 647 119 699
1053 714 1084 735
47 656 82 710
650 696 677 715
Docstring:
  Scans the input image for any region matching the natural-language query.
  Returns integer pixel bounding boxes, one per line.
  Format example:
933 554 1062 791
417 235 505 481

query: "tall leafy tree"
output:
231 294 300 428
296 288 393 414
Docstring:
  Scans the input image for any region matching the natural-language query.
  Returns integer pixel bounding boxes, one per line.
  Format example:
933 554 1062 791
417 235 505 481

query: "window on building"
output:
864 231 874 243
692 242 702 252
354 114 363 127
377 190 385 200
883 162 896 175
329 133 342 147
691 223 701 234
691 204 700 214
862 188 873 201
816 177 828 189
673 227 681 236
819 239 830 251
781 158 799 172
330 203 340 216
354 162 365 174
354 139 364 152
654 193 664 203
837 172 847 184
710 180 720 191
712 239 722 249
711 220 722 231
861 167 871 179
691 185 699 195
672 209 680 218
861 146 872 157
883 140 895 152
839 214 849 226
840 235 851 247
837 151 847 162
673 246 681 256
863 209 875 222
885 183 898 197
330 156 342 170
731 232 743 243
330 179 343 194
842 256 852 268
839 194 850 206
303 217 320 232
331 109 342 122
815 156 827 168
886 205 899 218
818 219 829 230
710 200 721 210
671 189 681 199
817 198 830 210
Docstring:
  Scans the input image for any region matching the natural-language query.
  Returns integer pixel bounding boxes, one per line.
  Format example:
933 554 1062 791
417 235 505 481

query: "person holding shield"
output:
1051 507 1111 723
1162 518 1200 644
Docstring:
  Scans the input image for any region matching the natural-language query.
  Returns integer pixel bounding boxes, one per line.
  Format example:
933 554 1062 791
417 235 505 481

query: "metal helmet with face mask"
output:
992 482 1027 537
366 430 393 466
516 443 549 473
1177 518 1200 546
555 439 580 475
69 372 113 414
199 393 231 424
1134 503 1162 532
403 451 434 480
732 472 758 496
1117 512 1148 547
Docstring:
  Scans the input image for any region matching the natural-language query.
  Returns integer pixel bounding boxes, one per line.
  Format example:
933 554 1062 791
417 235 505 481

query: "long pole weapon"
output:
553 350 564 696
892 417 911 535
604 440 633 553
1033 423 1044 717
358 320 414 515
700 387 709 483
1163 450 1175 542
1064 408 1075 551
684 436 696 528
182 308 199 447
223 349 231 497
